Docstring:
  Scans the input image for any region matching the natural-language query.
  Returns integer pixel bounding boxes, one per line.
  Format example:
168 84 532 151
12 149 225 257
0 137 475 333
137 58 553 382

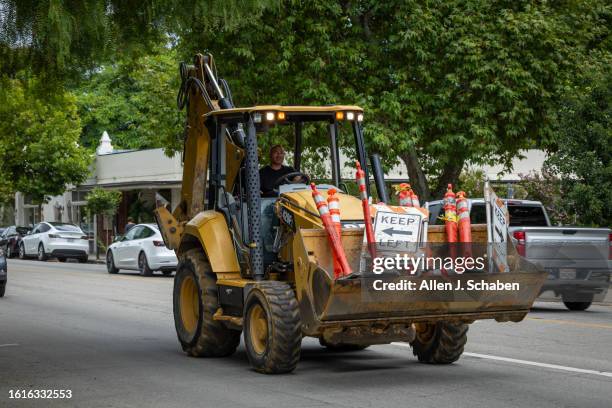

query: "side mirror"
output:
114 235 123 242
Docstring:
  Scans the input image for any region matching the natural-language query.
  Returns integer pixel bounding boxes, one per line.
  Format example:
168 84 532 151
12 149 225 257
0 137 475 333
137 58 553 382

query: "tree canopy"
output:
0 76 91 203
1 0 610 212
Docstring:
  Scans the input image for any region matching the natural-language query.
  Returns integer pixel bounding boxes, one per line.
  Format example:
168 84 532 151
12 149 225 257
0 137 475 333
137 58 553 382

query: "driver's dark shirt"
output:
259 165 295 196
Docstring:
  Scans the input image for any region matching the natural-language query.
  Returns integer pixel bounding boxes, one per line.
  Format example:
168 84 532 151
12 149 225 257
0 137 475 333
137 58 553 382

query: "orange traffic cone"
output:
456 191 472 258
356 161 376 258
311 184 351 277
327 188 343 279
443 184 458 243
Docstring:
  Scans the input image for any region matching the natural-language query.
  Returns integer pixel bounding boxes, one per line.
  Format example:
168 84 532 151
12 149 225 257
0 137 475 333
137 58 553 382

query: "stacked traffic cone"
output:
456 191 472 258
355 161 376 258
442 184 458 243
394 183 413 207
311 184 351 278
327 188 343 279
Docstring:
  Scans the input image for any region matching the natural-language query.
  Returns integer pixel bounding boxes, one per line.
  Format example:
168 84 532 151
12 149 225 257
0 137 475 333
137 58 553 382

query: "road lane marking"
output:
391 343 612 378
0 344 19 348
527 317 612 330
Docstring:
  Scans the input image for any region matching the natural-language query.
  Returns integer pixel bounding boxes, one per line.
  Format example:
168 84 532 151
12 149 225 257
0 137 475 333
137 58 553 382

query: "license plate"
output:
67 238 75 242
559 269 576 280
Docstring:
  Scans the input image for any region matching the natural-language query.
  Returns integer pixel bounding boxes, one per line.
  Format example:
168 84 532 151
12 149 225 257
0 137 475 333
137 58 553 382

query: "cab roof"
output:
204 105 364 124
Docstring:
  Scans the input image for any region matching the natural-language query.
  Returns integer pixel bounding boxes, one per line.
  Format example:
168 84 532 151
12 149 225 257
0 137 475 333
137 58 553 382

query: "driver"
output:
259 145 299 196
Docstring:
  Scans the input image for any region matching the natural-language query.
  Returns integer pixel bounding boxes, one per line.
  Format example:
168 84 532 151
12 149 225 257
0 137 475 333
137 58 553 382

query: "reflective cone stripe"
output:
410 191 420 208
327 188 343 279
311 184 351 277
443 184 458 243
355 161 376 257
399 190 412 207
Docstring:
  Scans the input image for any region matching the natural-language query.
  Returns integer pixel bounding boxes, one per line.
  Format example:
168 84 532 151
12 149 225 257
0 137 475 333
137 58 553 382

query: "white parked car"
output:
19 222 89 263
106 224 177 276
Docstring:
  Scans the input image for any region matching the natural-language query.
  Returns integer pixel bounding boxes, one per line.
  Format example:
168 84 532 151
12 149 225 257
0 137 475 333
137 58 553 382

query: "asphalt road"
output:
1 259 611 408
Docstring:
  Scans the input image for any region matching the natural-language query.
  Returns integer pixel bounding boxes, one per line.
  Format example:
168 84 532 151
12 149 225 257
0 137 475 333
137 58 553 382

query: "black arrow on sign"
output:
382 227 413 237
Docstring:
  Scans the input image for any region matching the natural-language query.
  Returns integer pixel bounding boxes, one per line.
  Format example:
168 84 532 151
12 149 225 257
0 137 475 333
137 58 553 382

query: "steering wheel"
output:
272 171 310 190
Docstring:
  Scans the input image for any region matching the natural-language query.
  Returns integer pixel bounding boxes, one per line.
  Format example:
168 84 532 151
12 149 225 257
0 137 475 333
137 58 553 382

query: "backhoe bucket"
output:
293 225 547 336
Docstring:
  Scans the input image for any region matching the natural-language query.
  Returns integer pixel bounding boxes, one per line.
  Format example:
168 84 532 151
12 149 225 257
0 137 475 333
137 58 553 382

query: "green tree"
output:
183 0 610 199
85 187 122 257
76 46 182 153
545 70 612 227
0 76 91 204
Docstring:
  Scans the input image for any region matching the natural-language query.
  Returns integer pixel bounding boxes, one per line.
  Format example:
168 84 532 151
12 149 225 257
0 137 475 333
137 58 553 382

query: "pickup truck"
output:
426 199 611 311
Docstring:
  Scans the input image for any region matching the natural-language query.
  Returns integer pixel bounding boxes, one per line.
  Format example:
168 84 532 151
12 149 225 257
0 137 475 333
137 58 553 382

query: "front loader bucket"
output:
293 226 547 336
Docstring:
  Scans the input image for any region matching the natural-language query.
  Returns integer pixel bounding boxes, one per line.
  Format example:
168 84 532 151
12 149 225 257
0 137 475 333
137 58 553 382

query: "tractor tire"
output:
244 281 302 374
319 338 369 352
173 248 240 357
410 321 468 364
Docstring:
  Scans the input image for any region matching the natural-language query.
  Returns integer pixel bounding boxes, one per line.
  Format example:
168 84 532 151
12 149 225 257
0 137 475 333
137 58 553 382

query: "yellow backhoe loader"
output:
155 54 547 374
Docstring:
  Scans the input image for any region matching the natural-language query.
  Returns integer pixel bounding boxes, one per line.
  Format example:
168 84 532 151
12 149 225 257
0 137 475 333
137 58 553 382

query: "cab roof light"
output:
335 112 344 120
346 112 355 121
253 113 262 123
357 113 364 122
265 112 275 121
277 111 286 120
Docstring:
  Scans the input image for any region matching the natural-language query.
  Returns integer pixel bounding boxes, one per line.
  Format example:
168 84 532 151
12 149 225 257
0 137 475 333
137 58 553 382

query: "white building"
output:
14 132 546 235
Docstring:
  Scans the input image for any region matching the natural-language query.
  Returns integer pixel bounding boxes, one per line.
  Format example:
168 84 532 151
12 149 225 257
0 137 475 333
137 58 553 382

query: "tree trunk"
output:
432 161 465 199
400 151 430 200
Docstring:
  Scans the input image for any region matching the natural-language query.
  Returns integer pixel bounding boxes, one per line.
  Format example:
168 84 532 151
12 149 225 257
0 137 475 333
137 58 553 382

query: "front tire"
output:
138 252 152 276
6 245 12 258
173 248 240 357
410 321 468 364
37 243 48 261
106 251 119 274
18 243 26 259
243 281 302 374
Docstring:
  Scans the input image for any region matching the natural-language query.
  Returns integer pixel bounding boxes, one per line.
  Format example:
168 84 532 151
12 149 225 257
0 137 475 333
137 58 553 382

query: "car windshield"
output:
49 223 82 232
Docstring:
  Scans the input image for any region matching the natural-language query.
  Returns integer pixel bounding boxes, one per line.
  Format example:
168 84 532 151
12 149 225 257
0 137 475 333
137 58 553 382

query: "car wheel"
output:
18 243 26 259
0 282 5 297
5 245 12 258
37 243 48 261
106 251 119 274
138 252 153 276
57 257 66 262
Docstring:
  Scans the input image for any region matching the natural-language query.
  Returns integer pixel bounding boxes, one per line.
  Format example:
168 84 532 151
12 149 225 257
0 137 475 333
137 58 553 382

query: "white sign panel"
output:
373 210 422 252
488 189 509 272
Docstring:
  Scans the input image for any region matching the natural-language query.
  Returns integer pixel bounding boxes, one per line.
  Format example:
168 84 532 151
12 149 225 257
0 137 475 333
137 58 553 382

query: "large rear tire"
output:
410 321 468 364
244 281 302 374
173 248 240 357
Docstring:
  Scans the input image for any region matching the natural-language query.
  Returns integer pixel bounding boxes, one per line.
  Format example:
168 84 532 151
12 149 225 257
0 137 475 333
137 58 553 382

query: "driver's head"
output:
269 145 286 167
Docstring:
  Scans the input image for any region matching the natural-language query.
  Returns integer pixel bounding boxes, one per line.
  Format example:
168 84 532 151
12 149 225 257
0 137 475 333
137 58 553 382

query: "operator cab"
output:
203 106 378 275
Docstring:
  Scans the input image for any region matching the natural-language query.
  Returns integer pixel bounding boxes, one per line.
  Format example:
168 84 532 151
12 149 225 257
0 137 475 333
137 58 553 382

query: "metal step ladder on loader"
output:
155 53 548 374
